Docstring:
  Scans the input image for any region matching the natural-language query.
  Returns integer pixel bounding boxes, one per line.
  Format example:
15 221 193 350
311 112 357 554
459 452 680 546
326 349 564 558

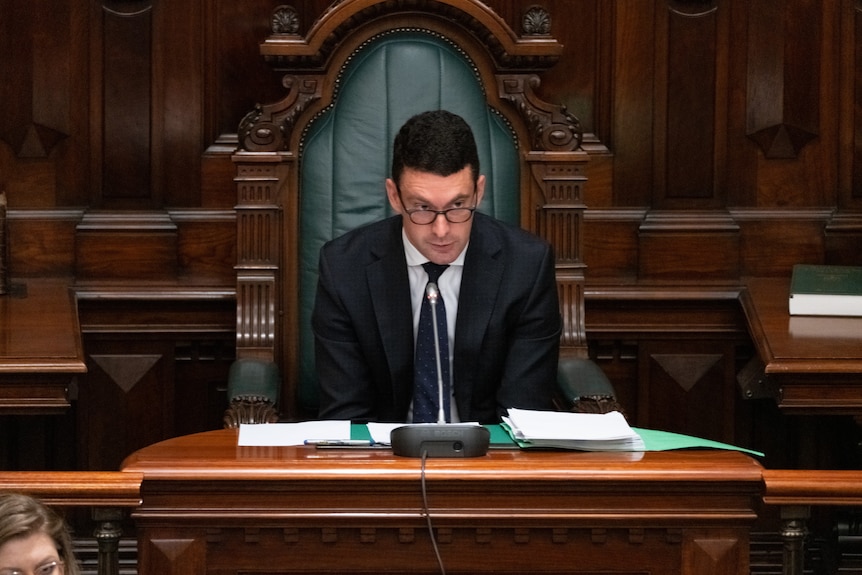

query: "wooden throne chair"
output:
226 0 619 424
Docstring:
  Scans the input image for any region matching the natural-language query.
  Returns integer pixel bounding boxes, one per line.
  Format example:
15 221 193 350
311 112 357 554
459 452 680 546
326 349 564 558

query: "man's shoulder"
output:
474 212 551 253
322 216 400 259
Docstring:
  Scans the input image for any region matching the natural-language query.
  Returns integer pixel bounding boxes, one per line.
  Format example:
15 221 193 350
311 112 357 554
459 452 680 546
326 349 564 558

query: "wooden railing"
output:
0 472 143 575
763 469 862 575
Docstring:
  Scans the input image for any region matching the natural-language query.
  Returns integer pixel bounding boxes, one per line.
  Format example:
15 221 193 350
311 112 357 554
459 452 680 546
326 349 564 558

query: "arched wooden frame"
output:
233 0 588 418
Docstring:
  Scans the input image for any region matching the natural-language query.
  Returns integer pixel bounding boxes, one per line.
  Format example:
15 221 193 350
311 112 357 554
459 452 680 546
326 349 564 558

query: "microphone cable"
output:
420 449 446 575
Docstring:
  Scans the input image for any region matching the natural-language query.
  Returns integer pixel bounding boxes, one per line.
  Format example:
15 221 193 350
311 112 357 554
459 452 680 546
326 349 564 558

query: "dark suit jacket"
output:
312 212 561 424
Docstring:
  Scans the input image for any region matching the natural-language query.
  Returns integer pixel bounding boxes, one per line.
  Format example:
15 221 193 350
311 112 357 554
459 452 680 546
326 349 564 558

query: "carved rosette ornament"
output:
272 5 300 35
522 6 551 36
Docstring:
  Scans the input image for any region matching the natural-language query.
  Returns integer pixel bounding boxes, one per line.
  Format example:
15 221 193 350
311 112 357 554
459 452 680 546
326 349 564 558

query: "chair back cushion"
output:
298 30 520 412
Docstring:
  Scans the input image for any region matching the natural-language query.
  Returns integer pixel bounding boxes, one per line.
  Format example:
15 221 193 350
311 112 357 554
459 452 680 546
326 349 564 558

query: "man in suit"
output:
312 110 561 424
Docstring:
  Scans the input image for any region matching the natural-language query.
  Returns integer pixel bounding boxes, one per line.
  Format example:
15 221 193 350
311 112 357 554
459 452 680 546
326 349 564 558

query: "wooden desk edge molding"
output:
763 469 862 575
763 469 862 507
122 429 763 575
0 278 87 414
0 472 143 575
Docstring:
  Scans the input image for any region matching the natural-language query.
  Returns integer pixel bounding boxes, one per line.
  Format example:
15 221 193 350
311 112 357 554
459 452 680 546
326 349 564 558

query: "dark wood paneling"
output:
846 0 862 205
609 0 655 208
1 0 861 473
76 292 235 471
661 1 722 205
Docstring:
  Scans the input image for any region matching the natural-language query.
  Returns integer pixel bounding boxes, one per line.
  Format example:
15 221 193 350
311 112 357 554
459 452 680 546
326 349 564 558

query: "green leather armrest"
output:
557 357 616 408
227 358 281 404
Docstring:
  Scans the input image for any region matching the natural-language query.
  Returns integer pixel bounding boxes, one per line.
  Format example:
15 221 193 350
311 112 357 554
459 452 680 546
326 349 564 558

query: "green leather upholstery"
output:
228 358 281 400
557 357 621 411
223 358 281 427
298 31 520 413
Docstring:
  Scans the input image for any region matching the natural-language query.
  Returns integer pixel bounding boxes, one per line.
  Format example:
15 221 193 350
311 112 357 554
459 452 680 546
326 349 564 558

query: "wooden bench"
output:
763 469 862 575
0 472 142 575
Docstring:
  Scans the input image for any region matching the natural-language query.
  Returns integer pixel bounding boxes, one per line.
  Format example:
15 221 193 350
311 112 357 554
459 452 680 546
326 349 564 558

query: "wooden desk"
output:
0 278 86 413
741 277 862 417
763 469 862 575
122 428 763 575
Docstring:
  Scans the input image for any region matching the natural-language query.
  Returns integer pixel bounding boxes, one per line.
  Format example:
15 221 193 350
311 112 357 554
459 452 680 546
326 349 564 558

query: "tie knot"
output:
422 262 449 283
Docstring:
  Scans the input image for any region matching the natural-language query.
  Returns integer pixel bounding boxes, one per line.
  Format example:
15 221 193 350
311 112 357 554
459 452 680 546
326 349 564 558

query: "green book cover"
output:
790 264 862 297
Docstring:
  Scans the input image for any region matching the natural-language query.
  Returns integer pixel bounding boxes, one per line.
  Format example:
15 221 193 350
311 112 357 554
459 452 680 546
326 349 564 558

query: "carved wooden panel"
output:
853 0 862 203
100 2 153 204
745 0 821 159
658 0 725 206
641 341 739 444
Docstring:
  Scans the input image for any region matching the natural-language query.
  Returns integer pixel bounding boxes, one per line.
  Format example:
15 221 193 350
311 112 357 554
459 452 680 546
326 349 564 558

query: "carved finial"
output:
272 5 300 35
522 5 551 36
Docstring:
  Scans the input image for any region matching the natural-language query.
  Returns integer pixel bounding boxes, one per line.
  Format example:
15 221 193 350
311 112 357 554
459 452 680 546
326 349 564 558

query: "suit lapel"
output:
366 220 414 407
454 216 504 406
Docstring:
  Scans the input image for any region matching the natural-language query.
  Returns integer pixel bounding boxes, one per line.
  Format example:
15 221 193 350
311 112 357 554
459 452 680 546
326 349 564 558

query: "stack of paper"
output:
502 408 645 451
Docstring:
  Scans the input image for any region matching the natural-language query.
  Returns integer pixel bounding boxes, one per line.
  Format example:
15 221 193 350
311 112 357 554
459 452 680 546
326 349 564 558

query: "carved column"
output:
92 507 125 575
779 506 810 575
498 74 589 356
232 153 289 362
529 152 590 353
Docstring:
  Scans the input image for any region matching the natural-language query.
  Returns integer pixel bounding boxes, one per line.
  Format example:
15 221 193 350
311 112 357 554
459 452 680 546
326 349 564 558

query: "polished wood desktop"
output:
122 428 762 575
0 278 86 413
741 277 862 417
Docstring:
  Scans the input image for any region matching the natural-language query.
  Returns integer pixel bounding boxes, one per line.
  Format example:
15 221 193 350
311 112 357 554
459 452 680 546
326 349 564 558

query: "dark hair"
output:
0 493 81 575
391 110 480 187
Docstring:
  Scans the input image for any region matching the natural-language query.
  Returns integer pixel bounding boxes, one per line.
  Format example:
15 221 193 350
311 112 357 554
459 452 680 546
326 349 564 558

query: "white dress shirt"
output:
402 229 466 422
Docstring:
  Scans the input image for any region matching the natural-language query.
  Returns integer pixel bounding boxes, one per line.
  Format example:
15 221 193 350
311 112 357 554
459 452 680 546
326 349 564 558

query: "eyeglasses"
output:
404 206 477 225
1 560 64 575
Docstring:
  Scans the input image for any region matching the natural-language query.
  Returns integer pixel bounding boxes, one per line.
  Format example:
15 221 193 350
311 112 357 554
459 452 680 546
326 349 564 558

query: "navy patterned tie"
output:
413 263 451 423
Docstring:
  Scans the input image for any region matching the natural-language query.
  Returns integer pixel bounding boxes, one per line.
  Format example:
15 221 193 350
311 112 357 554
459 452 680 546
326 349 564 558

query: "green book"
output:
789 264 862 317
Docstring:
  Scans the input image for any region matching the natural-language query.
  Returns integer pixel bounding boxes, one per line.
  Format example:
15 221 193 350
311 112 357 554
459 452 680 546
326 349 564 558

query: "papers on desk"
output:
502 409 646 451
238 420 351 446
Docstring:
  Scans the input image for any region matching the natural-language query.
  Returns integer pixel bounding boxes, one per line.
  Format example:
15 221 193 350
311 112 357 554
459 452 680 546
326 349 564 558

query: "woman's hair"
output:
0 493 81 575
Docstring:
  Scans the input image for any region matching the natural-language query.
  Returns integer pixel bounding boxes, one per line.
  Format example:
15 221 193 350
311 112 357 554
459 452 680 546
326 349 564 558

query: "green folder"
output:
352 423 764 457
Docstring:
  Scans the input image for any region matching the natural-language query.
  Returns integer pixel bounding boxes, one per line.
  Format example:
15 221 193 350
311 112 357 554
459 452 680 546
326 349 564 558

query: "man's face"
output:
386 166 485 265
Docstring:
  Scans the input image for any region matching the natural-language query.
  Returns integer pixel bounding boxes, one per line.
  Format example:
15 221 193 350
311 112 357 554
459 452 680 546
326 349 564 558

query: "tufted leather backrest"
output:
297 30 520 412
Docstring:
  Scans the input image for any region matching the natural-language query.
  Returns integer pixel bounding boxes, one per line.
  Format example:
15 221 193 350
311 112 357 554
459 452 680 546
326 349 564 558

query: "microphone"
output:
390 280 490 458
425 282 447 425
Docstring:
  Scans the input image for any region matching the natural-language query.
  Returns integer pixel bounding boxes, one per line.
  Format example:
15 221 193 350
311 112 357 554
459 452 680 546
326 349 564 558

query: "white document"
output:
503 408 645 451
237 420 351 446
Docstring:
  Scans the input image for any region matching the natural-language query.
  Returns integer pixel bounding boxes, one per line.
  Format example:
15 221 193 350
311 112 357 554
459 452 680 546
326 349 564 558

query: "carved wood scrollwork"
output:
238 76 323 152
498 75 582 153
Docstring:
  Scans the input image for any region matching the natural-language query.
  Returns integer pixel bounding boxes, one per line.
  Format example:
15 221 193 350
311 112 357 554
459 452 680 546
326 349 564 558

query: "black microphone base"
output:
390 424 490 458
